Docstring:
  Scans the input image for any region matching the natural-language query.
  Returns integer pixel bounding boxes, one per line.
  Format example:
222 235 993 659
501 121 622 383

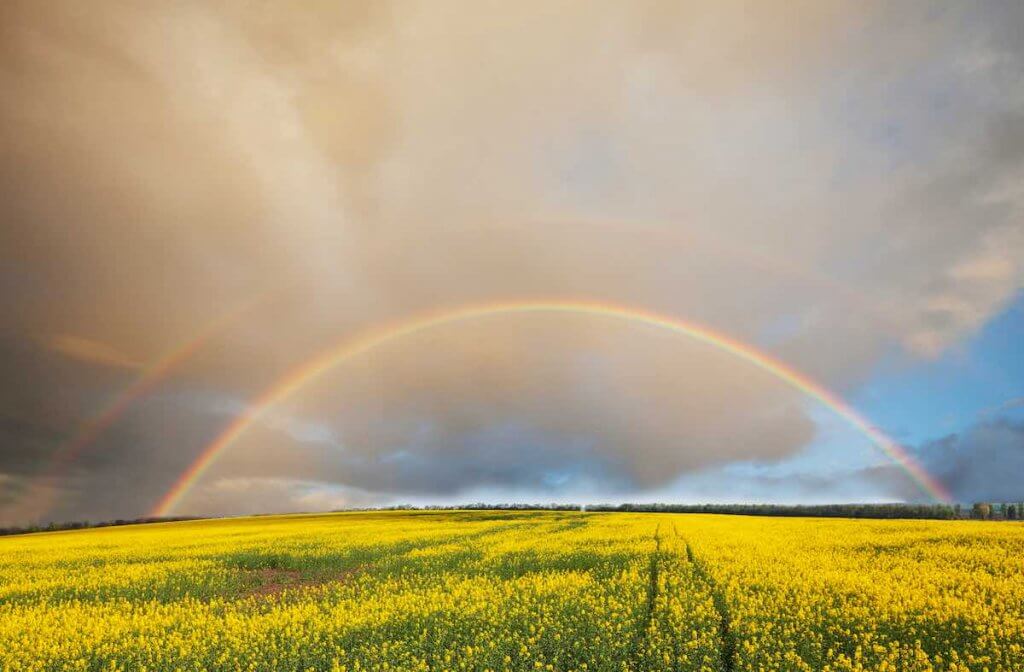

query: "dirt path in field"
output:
675 525 736 672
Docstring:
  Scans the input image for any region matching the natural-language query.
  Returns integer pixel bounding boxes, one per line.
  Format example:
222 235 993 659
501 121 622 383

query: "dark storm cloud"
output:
916 419 1024 503
793 417 1024 504
1 1 1023 521
0 416 65 480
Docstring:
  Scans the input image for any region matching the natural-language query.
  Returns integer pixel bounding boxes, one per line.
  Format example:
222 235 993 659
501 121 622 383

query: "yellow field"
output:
1 511 1022 671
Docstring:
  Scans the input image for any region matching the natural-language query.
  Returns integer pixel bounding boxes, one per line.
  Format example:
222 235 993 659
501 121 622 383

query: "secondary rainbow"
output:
152 299 951 515
2 291 280 523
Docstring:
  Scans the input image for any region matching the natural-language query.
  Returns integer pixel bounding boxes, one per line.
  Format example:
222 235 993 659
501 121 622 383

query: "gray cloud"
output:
916 418 1024 503
770 417 1024 504
1 1 1023 522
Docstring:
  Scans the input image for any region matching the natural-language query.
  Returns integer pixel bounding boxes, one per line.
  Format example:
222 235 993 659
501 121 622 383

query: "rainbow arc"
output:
152 299 951 516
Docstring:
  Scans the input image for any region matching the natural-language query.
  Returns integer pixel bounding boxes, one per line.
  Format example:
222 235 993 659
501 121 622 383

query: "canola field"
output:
0 511 1022 672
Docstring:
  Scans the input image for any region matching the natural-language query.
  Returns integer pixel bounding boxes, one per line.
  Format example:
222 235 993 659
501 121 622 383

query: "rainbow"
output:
152 299 951 516
5 291 280 522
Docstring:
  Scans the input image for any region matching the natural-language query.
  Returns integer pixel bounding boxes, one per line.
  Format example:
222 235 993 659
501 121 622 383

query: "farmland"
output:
1 511 1022 671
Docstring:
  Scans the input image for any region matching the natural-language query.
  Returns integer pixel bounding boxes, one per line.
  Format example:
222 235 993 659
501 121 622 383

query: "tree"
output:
972 502 992 520
1007 504 1018 521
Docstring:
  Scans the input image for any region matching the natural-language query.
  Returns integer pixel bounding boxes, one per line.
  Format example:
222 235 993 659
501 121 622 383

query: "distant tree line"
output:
968 502 1023 520
582 502 958 519
4 502 1022 537
0 516 200 538
587 502 1024 520
394 501 1024 521
369 503 586 514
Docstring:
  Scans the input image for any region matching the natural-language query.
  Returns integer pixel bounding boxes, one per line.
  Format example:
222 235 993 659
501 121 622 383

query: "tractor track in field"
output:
675 525 736 672
628 524 662 670
644 524 663 635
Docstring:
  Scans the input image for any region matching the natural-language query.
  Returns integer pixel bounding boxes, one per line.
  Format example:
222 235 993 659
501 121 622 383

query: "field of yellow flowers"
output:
0 511 1022 671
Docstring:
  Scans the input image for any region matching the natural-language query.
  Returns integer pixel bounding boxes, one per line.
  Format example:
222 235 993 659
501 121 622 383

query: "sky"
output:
1 1 1023 525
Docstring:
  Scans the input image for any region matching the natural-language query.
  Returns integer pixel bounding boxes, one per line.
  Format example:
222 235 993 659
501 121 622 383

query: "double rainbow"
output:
152 299 951 516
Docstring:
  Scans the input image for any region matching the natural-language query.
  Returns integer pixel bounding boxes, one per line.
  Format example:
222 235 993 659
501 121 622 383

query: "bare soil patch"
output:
240 565 367 599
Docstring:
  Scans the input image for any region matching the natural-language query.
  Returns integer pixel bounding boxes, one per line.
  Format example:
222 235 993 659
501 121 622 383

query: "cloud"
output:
182 477 382 517
189 321 818 500
916 419 1024 503
1 1 1023 521
41 334 142 370
979 396 1024 419
667 465 909 506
